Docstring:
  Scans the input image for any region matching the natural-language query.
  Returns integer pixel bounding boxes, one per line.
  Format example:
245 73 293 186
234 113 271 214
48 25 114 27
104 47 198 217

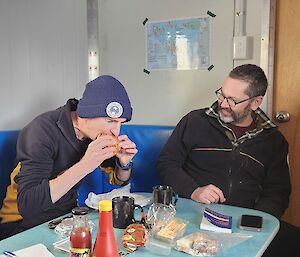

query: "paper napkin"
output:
1 244 55 257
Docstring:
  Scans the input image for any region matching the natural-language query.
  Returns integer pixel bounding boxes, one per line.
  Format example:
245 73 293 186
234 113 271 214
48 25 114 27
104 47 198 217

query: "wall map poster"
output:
146 16 211 70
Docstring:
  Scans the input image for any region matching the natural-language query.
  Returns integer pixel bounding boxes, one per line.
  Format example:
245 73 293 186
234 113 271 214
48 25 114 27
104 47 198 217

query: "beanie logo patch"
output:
106 102 123 118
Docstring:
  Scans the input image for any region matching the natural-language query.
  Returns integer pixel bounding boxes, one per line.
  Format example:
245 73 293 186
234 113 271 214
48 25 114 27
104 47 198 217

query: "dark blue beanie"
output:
77 75 132 121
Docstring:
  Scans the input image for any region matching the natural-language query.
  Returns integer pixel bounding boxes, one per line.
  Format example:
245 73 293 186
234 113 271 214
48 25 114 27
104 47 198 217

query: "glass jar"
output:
70 207 92 257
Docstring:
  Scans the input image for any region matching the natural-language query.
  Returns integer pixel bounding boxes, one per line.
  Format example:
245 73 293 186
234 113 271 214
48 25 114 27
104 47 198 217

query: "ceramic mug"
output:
112 196 144 229
152 185 178 206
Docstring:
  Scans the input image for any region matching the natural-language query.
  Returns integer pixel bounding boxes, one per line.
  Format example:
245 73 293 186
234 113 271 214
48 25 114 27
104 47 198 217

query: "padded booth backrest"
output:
77 125 174 206
0 131 19 209
0 126 175 208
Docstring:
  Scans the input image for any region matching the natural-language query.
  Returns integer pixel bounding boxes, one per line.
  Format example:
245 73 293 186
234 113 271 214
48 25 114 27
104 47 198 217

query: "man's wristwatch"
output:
115 159 133 171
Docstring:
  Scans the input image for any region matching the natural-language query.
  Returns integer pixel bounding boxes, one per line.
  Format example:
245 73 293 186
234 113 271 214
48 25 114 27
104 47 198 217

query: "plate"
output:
85 197 99 210
85 193 152 210
131 193 153 207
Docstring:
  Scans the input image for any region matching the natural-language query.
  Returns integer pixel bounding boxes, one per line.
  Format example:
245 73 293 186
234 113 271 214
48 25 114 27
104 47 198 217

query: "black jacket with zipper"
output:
157 102 291 219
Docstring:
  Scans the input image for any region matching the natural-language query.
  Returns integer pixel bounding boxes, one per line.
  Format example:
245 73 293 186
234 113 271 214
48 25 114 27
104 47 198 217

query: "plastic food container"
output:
145 217 188 256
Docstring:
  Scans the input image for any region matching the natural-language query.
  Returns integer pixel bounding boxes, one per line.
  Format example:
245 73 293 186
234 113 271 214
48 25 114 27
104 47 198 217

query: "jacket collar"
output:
205 101 277 145
56 99 89 152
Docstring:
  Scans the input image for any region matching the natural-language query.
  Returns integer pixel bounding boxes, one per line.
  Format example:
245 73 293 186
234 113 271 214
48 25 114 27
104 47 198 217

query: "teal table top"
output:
0 193 279 257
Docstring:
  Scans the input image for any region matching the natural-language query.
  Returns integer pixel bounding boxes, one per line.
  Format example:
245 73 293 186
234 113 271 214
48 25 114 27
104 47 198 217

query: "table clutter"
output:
0 190 279 257
65 185 252 256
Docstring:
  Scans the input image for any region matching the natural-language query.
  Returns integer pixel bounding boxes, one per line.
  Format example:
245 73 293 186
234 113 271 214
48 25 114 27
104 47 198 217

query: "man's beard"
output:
218 103 252 125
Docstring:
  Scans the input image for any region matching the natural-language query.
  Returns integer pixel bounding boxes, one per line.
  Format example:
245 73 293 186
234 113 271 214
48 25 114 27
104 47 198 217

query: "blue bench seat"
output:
0 125 174 208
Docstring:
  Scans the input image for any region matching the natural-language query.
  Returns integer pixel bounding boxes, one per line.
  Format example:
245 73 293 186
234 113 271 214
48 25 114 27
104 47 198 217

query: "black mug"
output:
152 185 178 206
112 196 144 229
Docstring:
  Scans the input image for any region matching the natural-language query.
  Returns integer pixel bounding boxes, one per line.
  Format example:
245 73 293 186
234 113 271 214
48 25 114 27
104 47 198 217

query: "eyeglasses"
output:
215 88 258 108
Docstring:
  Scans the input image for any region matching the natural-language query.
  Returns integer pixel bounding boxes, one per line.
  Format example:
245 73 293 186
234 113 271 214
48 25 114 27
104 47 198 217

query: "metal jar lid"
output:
72 207 89 216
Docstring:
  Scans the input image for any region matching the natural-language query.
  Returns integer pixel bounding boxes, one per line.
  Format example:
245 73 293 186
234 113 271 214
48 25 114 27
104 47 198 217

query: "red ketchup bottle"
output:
93 200 119 257
70 207 92 257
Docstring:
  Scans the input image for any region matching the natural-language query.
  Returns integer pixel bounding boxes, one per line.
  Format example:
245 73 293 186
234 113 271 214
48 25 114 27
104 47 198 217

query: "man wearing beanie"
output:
0 75 137 239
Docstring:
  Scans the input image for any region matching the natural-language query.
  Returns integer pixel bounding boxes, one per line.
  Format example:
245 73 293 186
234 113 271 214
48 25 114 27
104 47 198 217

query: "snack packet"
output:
175 232 218 256
156 218 188 241
122 223 147 252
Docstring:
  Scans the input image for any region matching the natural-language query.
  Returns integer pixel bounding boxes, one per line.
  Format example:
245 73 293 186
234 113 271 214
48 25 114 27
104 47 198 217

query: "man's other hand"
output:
191 184 226 204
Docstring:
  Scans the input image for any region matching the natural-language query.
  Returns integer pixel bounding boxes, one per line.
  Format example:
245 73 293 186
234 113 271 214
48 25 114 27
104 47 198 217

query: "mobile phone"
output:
239 214 263 231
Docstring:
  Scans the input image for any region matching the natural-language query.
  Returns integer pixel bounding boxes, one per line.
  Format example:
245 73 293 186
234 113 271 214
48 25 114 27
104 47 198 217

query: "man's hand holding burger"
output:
115 134 137 167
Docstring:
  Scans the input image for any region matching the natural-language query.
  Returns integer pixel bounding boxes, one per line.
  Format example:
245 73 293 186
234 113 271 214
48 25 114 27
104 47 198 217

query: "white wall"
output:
0 0 88 130
98 0 263 125
0 0 264 130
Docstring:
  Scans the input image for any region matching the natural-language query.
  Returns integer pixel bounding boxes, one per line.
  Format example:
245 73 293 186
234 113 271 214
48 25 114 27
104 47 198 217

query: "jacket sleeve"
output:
100 157 130 185
254 134 291 219
14 123 57 219
156 114 199 198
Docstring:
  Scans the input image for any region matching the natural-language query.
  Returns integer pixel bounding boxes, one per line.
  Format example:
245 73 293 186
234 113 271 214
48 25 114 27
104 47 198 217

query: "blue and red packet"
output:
200 208 232 233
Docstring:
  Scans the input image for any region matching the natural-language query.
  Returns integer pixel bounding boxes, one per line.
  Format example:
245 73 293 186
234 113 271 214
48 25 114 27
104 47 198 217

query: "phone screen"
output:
240 214 263 231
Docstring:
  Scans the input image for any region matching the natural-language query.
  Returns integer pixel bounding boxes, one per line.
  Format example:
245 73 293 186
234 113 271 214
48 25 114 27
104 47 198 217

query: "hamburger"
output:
96 133 121 154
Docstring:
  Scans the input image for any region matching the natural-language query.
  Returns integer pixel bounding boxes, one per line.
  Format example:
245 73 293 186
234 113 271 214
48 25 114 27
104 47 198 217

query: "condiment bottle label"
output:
70 247 91 257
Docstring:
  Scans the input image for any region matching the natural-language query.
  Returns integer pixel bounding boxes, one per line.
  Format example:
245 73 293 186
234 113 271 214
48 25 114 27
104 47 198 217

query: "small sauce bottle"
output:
70 207 92 257
93 200 119 257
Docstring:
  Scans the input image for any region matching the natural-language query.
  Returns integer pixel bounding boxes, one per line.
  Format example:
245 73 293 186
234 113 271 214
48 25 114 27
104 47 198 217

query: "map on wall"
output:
146 16 211 70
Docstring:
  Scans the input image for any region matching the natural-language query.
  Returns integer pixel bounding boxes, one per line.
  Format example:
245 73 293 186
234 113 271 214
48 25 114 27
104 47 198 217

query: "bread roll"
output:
96 133 121 154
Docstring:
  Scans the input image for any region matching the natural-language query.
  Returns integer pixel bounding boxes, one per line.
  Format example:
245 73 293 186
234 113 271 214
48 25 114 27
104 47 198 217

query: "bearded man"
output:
157 64 291 219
